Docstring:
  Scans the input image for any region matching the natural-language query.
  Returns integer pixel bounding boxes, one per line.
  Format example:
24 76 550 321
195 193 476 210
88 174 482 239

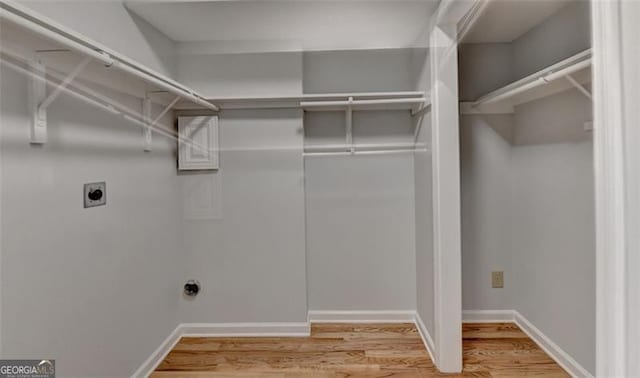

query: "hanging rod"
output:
0 0 219 112
302 91 425 101
304 142 428 157
301 97 428 110
303 148 428 157
183 92 429 111
304 142 424 153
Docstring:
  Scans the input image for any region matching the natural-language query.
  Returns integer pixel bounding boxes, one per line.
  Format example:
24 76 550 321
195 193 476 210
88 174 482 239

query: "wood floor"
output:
152 323 569 377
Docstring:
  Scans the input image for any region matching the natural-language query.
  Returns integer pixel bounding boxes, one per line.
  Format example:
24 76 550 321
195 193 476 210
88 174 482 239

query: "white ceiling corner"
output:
124 0 440 54
462 0 573 44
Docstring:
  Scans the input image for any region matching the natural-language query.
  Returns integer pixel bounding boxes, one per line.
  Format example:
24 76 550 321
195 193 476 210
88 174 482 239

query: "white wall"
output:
175 49 308 323
23 0 177 78
512 0 591 79
458 43 513 101
458 42 515 311
178 109 308 323
459 96 595 376
414 119 435 331
305 154 416 311
459 115 514 310
1 3 183 376
303 49 418 313
0 70 182 377
513 89 593 145
511 138 594 373
178 52 302 98
303 49 415 93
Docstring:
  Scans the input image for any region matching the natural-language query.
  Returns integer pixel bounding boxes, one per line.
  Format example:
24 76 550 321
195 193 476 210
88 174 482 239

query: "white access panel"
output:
178 115 219 170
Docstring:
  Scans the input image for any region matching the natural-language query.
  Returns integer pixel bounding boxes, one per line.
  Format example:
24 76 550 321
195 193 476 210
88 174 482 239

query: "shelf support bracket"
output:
411 101 431 117
143 95 153 151
346 96 353 154
565 74 592 100
28 56 92 144
151 96 181 127
143 94 181 151
28 60 47 144
39 56 92 112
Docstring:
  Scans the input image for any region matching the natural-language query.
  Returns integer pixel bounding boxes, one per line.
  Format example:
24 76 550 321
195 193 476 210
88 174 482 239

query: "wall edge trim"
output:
414 312 436 364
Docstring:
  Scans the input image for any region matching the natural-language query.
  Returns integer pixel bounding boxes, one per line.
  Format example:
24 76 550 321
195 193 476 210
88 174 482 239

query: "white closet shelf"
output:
460 49 592 115
0 0 219 144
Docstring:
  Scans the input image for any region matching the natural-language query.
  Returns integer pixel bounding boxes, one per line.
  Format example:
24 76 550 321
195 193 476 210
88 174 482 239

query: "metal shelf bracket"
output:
566 74 593 100
346 96 354 154
142 95 153 151
143 93 181 151
28 60 47 144
28 56 92 144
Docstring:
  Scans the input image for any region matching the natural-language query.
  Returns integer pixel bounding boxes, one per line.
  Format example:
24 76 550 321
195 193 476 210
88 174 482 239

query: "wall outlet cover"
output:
84 182 106 208
492 271 504 288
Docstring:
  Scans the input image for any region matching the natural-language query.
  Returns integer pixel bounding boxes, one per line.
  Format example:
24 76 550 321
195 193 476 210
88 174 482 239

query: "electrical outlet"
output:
492 271 504 288
84 182 106 208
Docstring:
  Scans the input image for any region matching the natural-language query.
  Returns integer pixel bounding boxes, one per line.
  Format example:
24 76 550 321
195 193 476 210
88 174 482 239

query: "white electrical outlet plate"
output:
84 182 106 208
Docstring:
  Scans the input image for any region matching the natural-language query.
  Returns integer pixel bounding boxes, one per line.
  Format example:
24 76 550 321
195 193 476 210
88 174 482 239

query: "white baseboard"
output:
463 309 593 378
132 321 310 377
462 309 515 323
134 311 423 377
513 312 593 378
307 310 416 323
414 312 436 365
133 313 417 377
131 324 183 378
181 322 311 337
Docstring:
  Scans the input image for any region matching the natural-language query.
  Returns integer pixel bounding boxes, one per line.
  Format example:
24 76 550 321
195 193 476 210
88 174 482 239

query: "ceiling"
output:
462 0 572 44
124 0 440 54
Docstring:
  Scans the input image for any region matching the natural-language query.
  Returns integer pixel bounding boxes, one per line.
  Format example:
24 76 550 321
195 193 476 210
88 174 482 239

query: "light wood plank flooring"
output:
152 323 569 377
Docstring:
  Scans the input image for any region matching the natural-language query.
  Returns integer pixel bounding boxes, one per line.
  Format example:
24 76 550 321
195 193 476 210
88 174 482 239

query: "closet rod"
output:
304 142 423 153
0 2 219 112
301 97 427 108
304 148 427 157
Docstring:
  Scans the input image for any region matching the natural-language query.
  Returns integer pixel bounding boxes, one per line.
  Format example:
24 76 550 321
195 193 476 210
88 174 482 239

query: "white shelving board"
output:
461 49 592 114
